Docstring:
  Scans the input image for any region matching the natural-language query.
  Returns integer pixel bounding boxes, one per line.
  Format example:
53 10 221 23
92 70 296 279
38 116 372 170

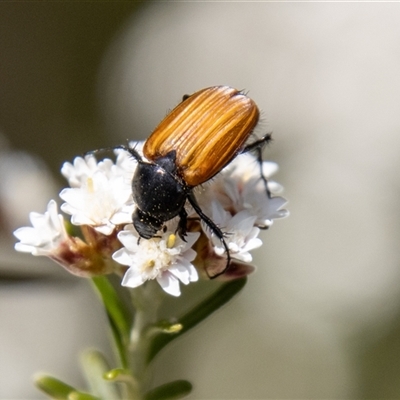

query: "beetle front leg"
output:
187 192 231 279
177 207 188 240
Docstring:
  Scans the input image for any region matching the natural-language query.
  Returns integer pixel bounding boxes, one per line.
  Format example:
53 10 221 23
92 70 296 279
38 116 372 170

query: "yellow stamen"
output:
86 177 94 193
167 234 176 249
141 259 155 274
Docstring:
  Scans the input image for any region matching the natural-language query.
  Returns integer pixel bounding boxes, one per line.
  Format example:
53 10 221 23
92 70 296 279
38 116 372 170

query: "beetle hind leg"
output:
241 132 273 154
241 133 272 198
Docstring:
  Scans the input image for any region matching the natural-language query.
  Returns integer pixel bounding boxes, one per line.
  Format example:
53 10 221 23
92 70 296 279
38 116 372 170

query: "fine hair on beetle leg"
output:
187 192 231 279
241 133 273 199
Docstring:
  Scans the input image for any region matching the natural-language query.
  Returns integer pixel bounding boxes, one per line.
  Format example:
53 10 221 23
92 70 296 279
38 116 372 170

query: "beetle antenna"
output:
88 141 143 163
83 140 145 160
125 146 144 163
83 144 129 157
187 192 231 279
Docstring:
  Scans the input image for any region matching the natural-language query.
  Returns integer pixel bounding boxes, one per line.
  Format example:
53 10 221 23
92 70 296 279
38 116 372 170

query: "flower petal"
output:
157 272 181 296
121 267 145 288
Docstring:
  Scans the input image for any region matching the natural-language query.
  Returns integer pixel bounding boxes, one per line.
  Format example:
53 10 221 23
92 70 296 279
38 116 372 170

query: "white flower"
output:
113 224 200 296
200 152 289 227
60 154 135 235
61 155 101 188
221 152 283 194
13 200 68 256
242 180 289 227
13 199 115 277
113 143 144 183
203 201 262 262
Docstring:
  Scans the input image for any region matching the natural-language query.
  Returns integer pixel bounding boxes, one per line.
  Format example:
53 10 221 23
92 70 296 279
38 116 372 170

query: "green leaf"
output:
147 278 247 363
144 380 192 400
68 392 100 400
34 374 77 399
80 349 120 400
91 276 132 368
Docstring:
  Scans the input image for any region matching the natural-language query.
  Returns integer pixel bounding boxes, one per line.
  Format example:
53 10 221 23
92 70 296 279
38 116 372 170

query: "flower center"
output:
142 259 155 274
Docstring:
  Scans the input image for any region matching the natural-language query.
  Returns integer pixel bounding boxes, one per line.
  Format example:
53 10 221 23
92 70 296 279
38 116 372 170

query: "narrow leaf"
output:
147 278 246 362
34 374 76 399
68 392 100 400
144 380 192 400
81 349 120 400
91 276 131 368
91 276 131 337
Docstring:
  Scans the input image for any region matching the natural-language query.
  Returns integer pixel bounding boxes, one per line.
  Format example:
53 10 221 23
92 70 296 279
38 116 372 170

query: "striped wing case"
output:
143 86 260 187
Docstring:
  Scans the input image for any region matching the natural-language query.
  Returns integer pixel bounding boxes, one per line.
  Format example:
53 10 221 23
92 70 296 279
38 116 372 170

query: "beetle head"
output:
132 209 163 239
130 151 189 240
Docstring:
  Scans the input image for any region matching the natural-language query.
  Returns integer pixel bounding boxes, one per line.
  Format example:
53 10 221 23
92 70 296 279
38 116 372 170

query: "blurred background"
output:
2 2 400 398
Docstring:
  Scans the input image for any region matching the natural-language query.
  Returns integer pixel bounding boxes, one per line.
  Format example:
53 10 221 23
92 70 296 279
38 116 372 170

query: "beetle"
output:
114 86 271 277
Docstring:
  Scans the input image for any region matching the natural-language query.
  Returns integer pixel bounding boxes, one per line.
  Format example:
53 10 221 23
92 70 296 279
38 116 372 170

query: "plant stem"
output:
128 282 163 398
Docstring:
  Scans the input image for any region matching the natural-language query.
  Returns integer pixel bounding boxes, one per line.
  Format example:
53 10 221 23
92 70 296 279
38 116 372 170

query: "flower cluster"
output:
14 144 288 296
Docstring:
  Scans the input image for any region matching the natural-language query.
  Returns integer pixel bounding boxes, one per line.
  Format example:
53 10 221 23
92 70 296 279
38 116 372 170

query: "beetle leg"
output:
177 207 188 241
181 93 191 102
187 192 231 279
254 144 271 199
241 133 272 154
241 133 272 198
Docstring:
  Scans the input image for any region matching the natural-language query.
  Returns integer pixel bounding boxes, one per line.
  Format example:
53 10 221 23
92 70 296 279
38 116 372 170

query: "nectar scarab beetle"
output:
97 86 272 278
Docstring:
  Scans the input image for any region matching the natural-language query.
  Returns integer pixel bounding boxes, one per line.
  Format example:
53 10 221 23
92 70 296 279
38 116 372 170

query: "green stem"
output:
128 282 164 398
